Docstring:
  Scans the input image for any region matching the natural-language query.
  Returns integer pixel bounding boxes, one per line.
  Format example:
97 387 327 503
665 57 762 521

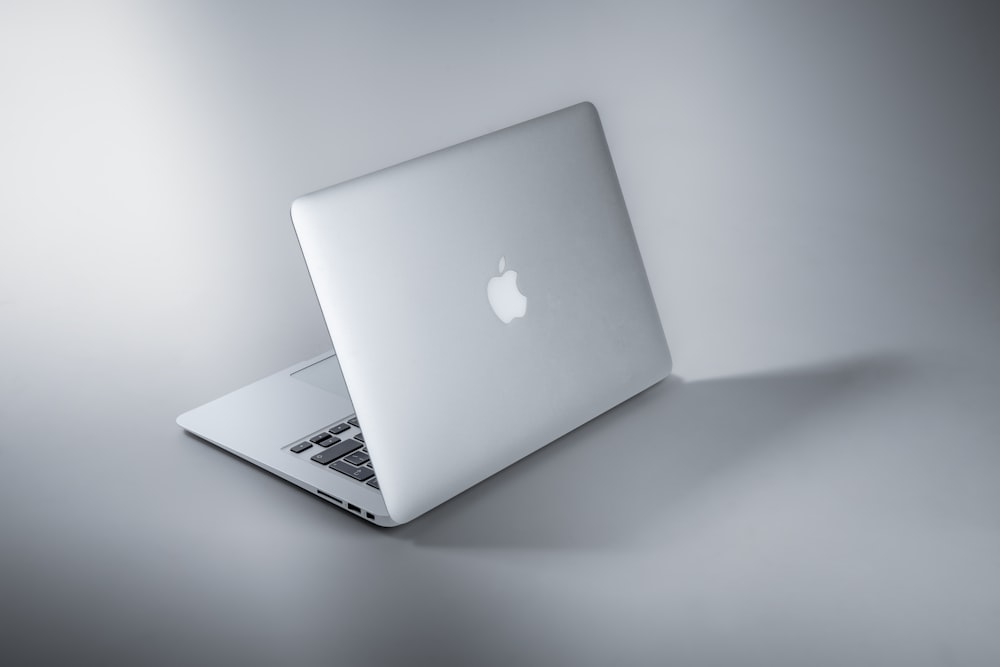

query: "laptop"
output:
176 102 672 526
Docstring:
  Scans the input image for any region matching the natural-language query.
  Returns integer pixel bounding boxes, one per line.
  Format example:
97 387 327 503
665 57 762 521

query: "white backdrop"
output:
2 2 998 665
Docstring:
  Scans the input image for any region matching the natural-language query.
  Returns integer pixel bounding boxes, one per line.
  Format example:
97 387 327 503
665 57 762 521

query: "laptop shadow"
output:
390 354 910 551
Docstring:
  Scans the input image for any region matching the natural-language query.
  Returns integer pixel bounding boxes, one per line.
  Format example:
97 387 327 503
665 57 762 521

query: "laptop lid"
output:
290 102 671 524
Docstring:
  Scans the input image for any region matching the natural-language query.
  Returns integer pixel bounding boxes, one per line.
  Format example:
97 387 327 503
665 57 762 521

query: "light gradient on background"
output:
1 2 999 665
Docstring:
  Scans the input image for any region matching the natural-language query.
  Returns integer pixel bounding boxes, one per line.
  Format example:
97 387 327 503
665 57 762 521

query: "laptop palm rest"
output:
177 352 355 457
290 354 353 401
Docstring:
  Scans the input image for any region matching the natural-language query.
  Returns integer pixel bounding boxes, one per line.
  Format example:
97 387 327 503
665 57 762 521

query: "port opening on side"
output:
347 503 361 514
316 490 342 504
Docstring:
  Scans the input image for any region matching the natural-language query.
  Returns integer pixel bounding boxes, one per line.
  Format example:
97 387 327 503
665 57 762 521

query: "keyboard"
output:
286 416 380 491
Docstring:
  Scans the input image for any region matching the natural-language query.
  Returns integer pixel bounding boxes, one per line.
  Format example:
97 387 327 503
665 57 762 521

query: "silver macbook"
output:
176 102 671 526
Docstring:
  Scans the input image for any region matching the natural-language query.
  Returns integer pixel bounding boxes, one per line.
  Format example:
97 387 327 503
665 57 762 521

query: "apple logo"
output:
487 256 527 324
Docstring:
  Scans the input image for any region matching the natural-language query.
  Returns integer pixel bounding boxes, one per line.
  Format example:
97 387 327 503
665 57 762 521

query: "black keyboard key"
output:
354 432 365 443
343 451 369 466
329 423 350 435
310 433 332 444
311 449 338 465
290 442 313 454
330 460 375 482
310 438 364 465
348 417 359 428
316 436 340 448
366 478 380 490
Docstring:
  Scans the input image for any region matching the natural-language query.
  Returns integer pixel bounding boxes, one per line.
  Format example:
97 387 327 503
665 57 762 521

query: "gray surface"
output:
1 1 999 665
